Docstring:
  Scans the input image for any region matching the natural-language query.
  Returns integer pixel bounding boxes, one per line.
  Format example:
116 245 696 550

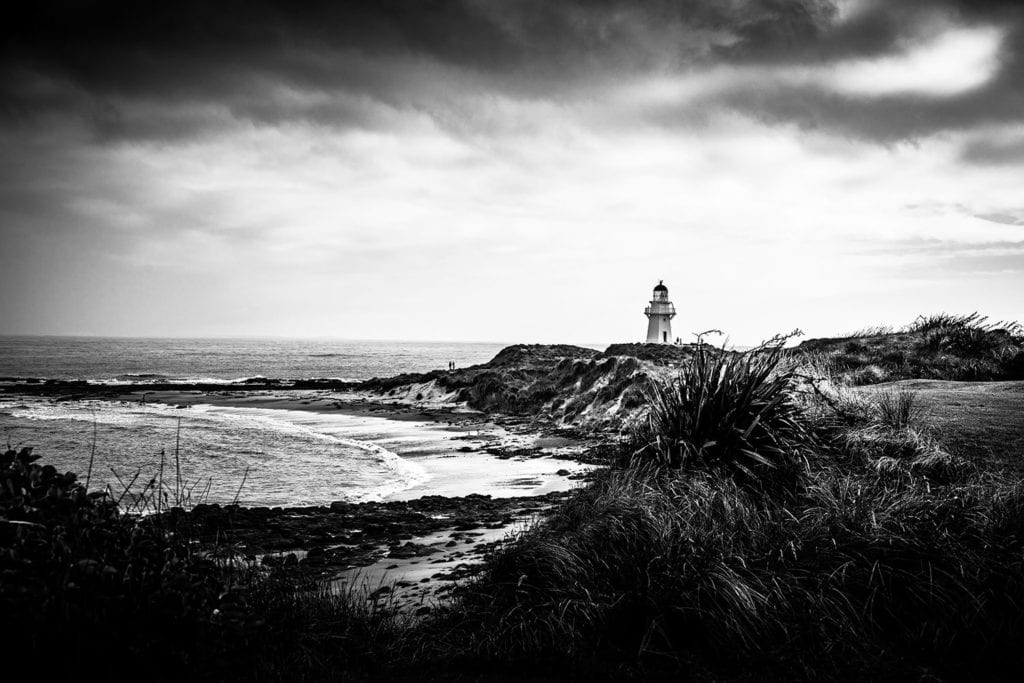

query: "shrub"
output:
0 448 246 678
0 447 424 680
628 344 815 495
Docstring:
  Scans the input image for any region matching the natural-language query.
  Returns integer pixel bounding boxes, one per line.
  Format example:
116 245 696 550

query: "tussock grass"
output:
452 456 1024 678
628 343 815 496
798 311 1024 385
236 578 418 680
443 334 1024 679
0 445 416 681
908 312 994 334
874 388 924 430
841 324 895 337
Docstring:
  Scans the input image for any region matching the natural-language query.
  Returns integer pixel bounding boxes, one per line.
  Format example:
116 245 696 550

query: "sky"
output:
1 0 1022 346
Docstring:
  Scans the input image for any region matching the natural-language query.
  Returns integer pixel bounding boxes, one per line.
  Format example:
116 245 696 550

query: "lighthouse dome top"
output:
653 280 668 292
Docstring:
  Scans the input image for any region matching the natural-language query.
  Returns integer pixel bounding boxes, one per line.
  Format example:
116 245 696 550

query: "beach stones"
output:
387 542 442 559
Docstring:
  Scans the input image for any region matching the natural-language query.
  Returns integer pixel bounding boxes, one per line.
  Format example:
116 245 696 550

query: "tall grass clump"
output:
235 577 419 680
907 312 1023 370
628 342 815 495
452 467 791 676
874 388 924 431
907 311 992 334
797 312 1024 384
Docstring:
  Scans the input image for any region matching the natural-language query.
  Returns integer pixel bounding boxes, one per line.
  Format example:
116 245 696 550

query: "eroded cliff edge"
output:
359 342 702 431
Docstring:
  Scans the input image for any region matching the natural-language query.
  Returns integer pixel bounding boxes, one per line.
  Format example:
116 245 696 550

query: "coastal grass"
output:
231 578 422 681
7 318 1024 680
797 311 1024 385
0 446 233 675
449 467 1024 679
873 387 924 431
627 341 814 497
433 343 1024 680
0 443 420 681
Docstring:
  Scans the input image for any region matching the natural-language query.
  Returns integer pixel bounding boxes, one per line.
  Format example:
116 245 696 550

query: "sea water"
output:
0 336 507 382
0 337 512 506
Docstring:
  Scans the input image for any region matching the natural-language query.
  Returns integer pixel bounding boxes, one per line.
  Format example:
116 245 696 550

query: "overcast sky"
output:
1 0 1022 345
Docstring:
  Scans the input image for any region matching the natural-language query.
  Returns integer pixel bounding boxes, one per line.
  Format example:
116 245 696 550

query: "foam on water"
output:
0 397 429 507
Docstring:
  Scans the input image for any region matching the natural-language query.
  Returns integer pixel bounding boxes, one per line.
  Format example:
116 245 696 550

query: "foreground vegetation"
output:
4 314 1024 680
434 335 1024 680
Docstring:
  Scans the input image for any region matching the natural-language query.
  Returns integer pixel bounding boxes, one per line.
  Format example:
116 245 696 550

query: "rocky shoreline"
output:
183 489 577 609
167 415 602 611
2 345 666 606
1 372 612 609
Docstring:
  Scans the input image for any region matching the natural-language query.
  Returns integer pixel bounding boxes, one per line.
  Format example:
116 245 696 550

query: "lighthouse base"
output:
646 315 674 344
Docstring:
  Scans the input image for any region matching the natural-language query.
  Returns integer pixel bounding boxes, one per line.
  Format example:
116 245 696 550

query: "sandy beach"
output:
132 387 597 497
109 387 601 610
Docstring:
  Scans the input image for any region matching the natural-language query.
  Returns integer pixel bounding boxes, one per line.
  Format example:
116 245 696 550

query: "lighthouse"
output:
644 281 676 343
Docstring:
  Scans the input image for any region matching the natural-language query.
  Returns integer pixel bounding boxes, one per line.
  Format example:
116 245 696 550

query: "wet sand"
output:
130 388 597 500
123 387 602 610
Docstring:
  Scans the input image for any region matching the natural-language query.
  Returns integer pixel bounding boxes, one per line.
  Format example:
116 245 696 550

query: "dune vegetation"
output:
4 314 1024 680
418 328 1024 680
797 312 1024 385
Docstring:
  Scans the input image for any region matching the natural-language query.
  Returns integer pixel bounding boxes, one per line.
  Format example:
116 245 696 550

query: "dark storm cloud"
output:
0 0 837 139
706 0 1024 141
708 74 1024 143
1 0 835 85
723 0 1020 62
1 0 1023 143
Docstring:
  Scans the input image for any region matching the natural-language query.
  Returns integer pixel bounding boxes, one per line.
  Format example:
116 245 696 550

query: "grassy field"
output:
858 379 1024 471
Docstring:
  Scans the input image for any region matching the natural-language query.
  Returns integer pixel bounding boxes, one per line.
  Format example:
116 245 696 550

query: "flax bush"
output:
628 343 815 496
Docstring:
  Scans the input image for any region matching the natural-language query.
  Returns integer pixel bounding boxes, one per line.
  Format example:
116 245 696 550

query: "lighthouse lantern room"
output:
644 281 676 343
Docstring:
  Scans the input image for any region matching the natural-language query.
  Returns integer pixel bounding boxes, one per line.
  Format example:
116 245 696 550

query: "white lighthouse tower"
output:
644 280 676 343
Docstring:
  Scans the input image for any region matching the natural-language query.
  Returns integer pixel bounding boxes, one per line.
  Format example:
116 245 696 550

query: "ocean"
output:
0 336 509 383
0 336 516 507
